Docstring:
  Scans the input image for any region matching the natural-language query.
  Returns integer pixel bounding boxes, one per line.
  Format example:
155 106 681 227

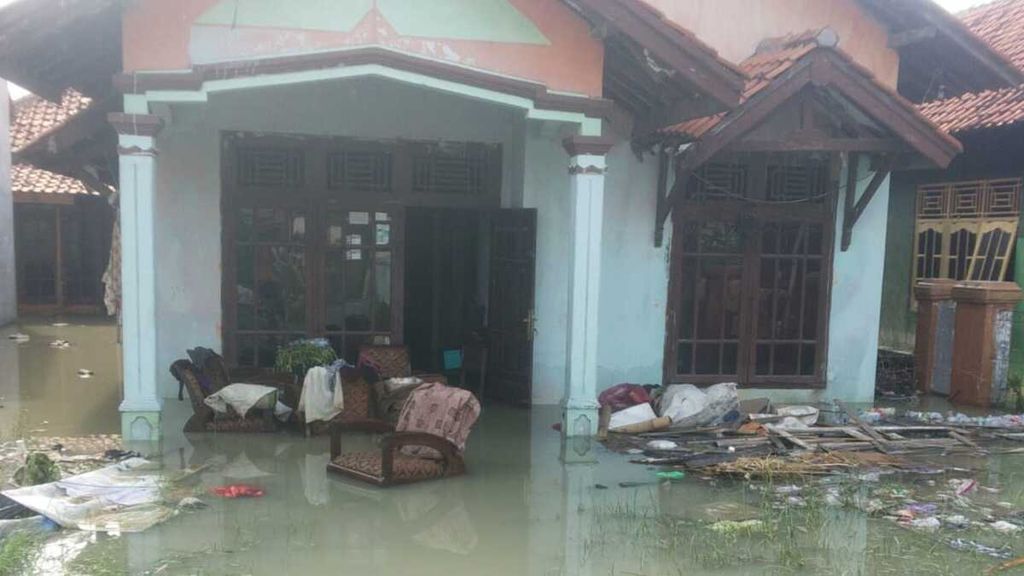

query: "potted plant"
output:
274 338 337 381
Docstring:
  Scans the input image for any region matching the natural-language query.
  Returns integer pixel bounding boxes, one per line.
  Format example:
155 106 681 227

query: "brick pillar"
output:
950 282 1024 407
914 279 956 395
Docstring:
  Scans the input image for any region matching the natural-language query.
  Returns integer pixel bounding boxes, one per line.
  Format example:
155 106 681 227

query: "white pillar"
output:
113 116 163 443
561 136 612 437
0 82 14 325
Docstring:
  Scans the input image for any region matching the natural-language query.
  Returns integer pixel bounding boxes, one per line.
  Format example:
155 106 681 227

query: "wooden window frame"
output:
664 154 837 390
911 178 1022 301
220 132 502 367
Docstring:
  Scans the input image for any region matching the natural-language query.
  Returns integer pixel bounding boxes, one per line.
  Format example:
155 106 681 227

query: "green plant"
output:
13 453 60 486
1007 373 1024 413
274 338 337 378
0 532 39 575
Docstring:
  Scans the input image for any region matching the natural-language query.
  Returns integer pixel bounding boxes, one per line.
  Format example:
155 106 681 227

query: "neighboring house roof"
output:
857 0 1024 101
11 164 95 197
10 88 93 153
915 0 1024 135
661 29 962 169
918 85 1024 134
960 0 1024 71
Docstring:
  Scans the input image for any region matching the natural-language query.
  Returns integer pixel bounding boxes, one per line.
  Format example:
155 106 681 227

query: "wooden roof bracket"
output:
654 146 670 247
841 153 894 251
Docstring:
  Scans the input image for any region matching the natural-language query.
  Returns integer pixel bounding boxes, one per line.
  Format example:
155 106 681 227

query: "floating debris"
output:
708 519 765 535
7 333 29 343
948 538 1013 559
77 369 94 379
49 339 71 350
51 323 69 327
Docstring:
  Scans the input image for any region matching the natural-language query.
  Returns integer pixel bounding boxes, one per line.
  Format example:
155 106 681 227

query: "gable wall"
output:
122 0 604 97
645 0 900 87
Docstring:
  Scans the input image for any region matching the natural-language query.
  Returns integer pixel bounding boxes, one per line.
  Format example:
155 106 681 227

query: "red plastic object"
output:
210 484 265 498
598 384 651 412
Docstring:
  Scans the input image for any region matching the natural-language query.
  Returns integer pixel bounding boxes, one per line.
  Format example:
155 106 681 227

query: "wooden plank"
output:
765 424 816 451
836 400 892 454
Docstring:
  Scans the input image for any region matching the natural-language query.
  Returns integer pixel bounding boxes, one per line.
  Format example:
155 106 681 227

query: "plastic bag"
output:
598 384 652 412
659 383 739 429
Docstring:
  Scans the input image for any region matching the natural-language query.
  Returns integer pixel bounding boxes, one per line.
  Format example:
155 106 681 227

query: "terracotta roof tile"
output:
918 84 1024 133
960 0 1024 71
662 30 827 139
912 2 1024 135
11 164 94 197
10 88 92 153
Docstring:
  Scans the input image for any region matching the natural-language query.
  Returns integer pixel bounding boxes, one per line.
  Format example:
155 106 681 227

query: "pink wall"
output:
644 0 899 88
122 0 604 97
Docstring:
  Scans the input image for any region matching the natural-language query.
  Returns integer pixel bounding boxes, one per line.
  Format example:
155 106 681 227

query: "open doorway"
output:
403 208 536 405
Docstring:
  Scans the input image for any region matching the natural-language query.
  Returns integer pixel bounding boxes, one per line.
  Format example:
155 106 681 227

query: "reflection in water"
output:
0 323 1020 575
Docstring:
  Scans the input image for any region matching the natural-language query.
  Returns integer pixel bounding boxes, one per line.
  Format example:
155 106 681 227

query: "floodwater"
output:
1 319 1024 575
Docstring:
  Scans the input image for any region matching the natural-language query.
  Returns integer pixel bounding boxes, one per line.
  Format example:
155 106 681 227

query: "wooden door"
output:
487 209 537 405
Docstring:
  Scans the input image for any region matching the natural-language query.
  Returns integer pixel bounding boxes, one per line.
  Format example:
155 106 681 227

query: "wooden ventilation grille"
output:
237 148 304 188
689 163 747 200
766 162 828 202
413 144 487 195
912 178 1021 289
329 151 391 192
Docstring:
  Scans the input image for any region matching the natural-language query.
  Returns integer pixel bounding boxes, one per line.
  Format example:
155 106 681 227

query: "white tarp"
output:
2 459 175 533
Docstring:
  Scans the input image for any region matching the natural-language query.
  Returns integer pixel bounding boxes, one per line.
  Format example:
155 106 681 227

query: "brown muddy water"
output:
0 319 1023 575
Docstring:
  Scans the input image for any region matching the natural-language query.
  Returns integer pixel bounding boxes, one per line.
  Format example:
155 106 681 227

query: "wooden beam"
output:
842 155 893 251
841 152 860 252
889 26 937 48
654 149 670 247
727 133 906 153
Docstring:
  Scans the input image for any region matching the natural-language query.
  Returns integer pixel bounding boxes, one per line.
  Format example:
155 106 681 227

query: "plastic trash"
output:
609 404 658 431
646 440 679 451
990 521 1022 533
944 515 970 529
7 333 29 343
598 384 652 412
948 538 1013 559
77 369 94 379
210 484 265 499
952 479 977 496
658 383 739 429
655 471 686 481
49 340 71 349
774 406 820 429
177 497 207 510
909 517 941 531
709 519 765 534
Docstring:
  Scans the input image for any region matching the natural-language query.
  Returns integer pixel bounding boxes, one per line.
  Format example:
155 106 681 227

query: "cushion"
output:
339 376 372 420
332 452 445 483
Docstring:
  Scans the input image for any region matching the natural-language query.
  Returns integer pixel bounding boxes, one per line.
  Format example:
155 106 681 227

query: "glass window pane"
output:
374 251 392 331
695 343 721 375
677 343 693 375
254 208 286 242
236 245 255 331
255 246 305 331
344 250 371 331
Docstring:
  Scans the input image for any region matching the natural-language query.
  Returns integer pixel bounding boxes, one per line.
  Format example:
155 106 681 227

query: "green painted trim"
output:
196 0 373 33
377 0 548 45
139 64 597 127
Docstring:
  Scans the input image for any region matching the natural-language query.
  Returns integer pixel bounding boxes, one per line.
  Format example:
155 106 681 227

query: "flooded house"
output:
880 0 1024 382
10 89 117 316
0 0 1019 442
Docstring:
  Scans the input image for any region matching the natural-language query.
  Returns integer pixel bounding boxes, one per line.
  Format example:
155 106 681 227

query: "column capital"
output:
109 112 164 137
562 135 615 157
